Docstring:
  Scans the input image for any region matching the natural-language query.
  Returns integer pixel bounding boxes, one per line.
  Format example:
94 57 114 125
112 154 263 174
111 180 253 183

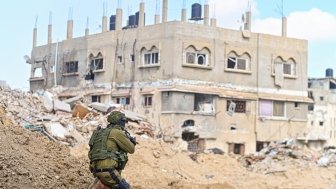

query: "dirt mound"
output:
0 107 93 189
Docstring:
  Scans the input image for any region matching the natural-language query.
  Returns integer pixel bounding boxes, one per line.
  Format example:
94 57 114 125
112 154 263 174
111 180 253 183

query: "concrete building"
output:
27 1 312 154
302 69 336 149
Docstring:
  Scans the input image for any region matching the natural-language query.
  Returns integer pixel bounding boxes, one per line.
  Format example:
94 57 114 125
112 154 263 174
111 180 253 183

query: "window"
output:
226 100 246 113
91 95 101 103
185 46 210 67
89 53 104 71
294 102 300 108
260 100 285 117
64 61 78 73
33 67 43 77
320 96 324 101
130 54 135 62
186 52 208 66
319 121 324 126
115 97 130 105
118 56 123 64
274 57 296 76
194 94 214 113
227 57 248 70
141 47 159 65
143 95 153 107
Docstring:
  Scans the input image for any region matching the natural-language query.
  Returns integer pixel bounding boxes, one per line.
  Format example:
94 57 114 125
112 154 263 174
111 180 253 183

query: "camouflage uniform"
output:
89 111 135 188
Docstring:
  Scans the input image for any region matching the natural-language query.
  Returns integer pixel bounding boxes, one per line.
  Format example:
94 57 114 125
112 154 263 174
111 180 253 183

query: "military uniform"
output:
89 111 135 189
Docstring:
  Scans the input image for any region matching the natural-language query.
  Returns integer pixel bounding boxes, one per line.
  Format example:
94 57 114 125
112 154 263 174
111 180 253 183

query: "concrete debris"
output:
42 91 54 112
90 102 111 113
53 99 71 113
63 95 84 107
0 87 157 148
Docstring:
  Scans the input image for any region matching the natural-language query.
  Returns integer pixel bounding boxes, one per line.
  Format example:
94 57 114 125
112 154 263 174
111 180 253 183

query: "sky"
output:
0 0 335 90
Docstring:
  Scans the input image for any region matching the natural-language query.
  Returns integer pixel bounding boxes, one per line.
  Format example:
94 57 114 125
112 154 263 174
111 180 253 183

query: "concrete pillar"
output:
33 27 37 48
162 0 168 23
116 8 123 31
155 14 160 24
181 8 187 22
204 4 209 25
102 16 107 32
139 2 145 27
244 11 251 31
282 17 287 37
48 24 52 44
85 28 89 36
210 18 217 27
67 20 73 39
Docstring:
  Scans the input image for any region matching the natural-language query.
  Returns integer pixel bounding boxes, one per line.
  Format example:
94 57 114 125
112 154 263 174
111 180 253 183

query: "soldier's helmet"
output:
107 111 126 126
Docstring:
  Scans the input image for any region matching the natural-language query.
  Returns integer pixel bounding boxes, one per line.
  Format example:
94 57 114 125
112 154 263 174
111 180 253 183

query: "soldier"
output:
88 111 136 189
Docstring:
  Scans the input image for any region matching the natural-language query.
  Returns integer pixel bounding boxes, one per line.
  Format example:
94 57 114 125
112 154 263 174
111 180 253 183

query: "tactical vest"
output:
88 127 128 170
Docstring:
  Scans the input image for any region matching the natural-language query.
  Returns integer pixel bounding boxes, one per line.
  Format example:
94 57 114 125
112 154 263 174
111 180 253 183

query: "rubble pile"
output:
0 87 154 147
239 139 322 174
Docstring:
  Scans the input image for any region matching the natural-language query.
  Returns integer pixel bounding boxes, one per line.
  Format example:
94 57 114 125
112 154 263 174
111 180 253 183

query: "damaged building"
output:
301 69 336 149
27 0 312 154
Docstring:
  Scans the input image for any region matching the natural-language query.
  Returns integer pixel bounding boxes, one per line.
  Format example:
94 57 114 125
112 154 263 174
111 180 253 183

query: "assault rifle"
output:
124 129 137 145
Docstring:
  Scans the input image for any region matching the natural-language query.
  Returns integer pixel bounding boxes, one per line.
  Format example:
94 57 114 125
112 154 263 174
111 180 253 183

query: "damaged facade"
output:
27 1 312 154
303 69 336 148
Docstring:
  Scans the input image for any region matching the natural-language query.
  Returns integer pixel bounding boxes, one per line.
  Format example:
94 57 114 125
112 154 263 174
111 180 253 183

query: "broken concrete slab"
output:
90 102 110 113
53 100 71 113
63 95 84 107
43 91 54 112
45 122 70 139
124 110 146 121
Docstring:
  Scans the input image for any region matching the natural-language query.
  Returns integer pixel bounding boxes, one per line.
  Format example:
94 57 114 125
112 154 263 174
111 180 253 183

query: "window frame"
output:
141 47 160 66
273 57 296 77
143 95 153 107
64 61 79 74
89 53 104 71
259 100 286 118
226 100 247 113
91 95 101 103
227 57 248 71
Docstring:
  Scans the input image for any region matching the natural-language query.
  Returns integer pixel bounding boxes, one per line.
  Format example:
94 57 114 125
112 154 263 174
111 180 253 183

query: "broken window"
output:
141 47 159 65
227 52 250 71
115 97 130 105
228 143 245 155
64 61 78 74
259 100 285 117
182 120 195 127
91 95 101 103
185 46 210 66
89 53 104 71
33 67 43 77
194 94 214 113
143 95 153 107
226 100 246 113
256 141 270 152
330 81 336 89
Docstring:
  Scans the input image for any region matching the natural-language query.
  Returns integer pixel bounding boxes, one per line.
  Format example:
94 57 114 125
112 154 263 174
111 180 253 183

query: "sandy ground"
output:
2 106 336 189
